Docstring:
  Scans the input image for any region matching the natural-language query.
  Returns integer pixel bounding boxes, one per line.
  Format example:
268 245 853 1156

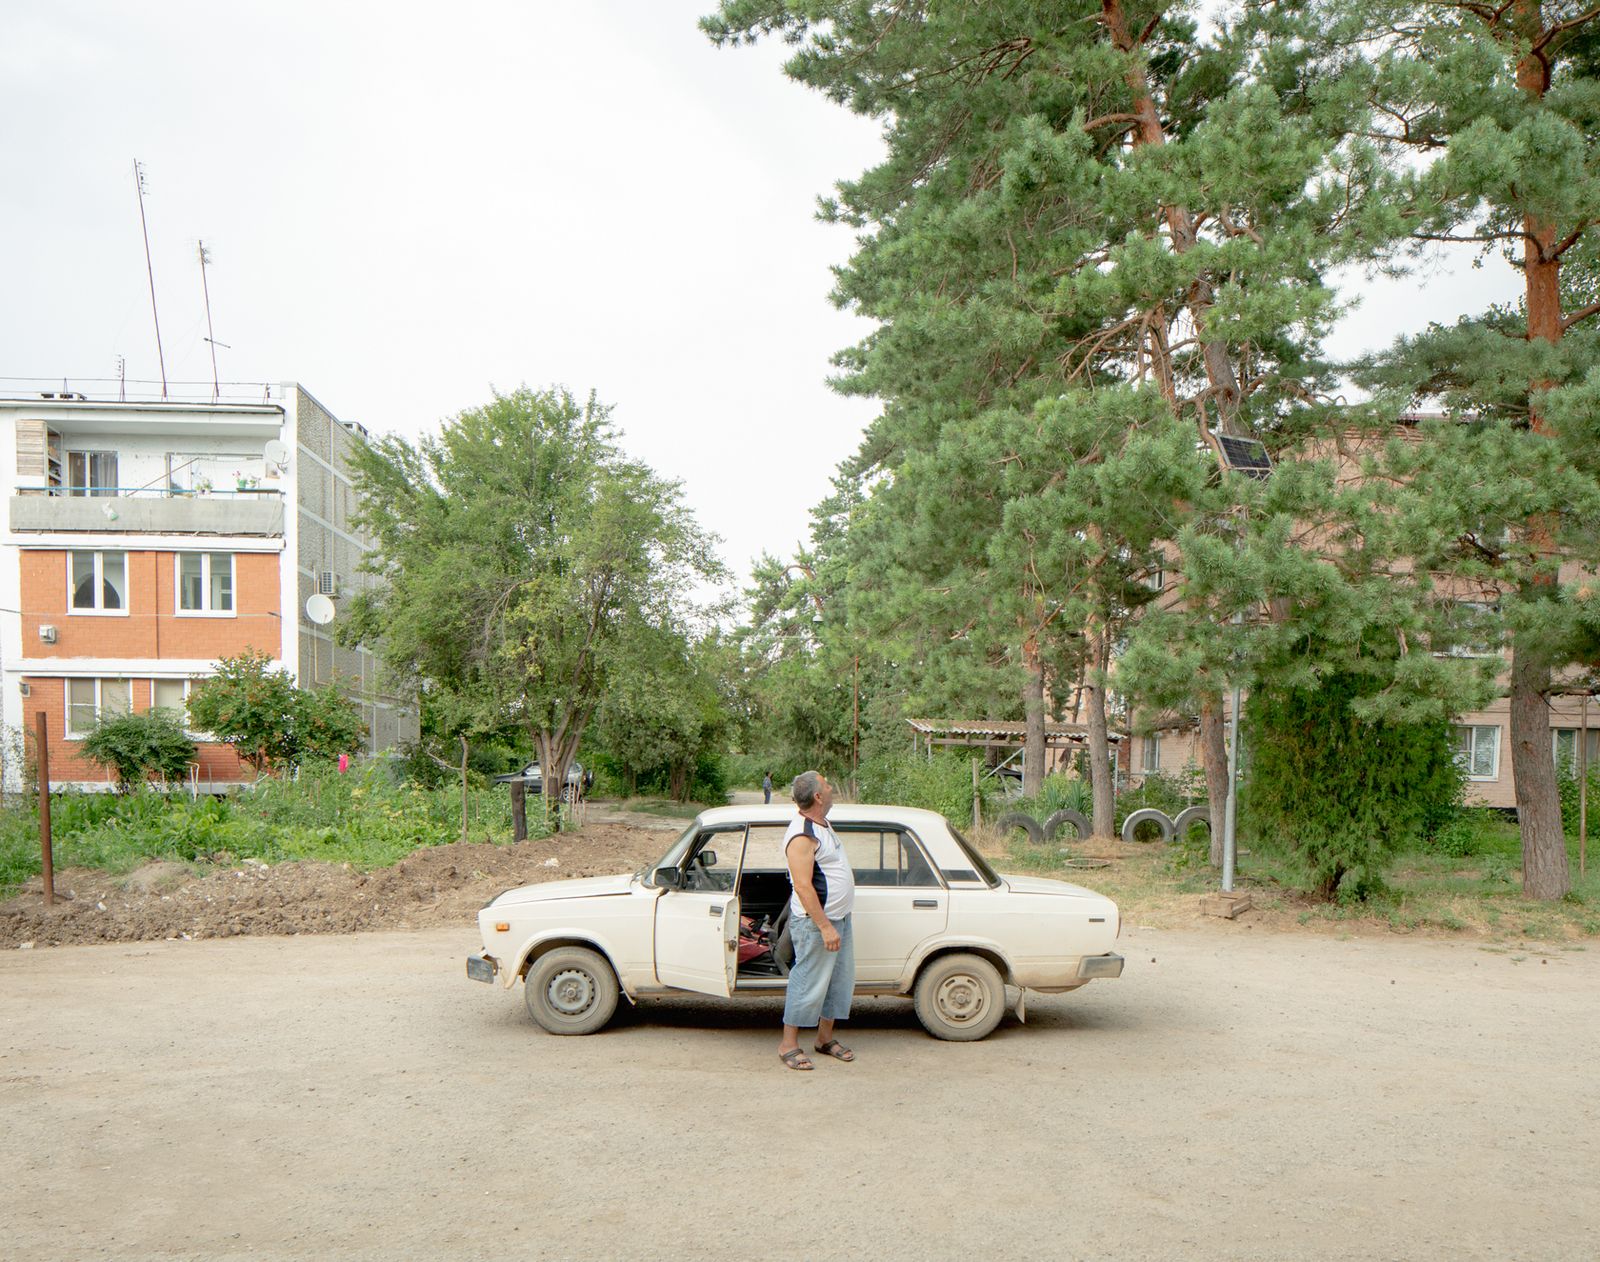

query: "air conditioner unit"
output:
317 571 338 597
38 624 57 644
18 682 30 697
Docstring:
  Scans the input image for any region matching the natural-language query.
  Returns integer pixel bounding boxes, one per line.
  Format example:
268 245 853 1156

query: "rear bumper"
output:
1076 952 1124 980
466 953 498 984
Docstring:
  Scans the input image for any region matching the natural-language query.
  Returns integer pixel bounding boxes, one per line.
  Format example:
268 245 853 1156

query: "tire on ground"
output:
913 952 1007 1042
1172 805 1211 839
994 812 1044 845
1043 808 1090 842
524 945 620 1035
1121 807 1176 844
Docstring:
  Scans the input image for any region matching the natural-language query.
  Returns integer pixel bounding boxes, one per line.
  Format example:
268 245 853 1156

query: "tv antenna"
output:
115 355 126 402
132 159 167 399
196 240 230 402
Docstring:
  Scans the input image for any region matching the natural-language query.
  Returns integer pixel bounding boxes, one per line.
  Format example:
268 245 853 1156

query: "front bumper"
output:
1076 952 1124 980
466 953 498 984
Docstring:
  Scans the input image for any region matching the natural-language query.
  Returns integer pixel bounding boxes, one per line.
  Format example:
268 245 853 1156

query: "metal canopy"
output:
906 718 1125 749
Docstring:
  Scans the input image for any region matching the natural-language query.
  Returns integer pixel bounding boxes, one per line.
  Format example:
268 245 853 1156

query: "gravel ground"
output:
2 922 1595 1261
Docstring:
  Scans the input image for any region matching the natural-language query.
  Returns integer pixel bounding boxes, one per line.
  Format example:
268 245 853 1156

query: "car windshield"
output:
945 823 1002 887
638 822 698 885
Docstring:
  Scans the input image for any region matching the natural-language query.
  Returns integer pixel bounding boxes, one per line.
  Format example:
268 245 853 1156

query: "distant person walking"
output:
762 771 773 804
777 771 856 1070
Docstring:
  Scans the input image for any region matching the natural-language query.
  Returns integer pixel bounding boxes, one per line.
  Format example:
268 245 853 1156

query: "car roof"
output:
691 803 955 832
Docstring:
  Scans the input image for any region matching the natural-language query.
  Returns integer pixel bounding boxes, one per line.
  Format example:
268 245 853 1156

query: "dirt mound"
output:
0 823 663 949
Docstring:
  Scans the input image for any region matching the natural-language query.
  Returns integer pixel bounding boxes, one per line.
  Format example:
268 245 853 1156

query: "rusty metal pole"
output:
35 710 54 906
510 780 527 843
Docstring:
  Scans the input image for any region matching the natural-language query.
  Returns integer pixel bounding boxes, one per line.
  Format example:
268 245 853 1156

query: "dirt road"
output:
3 925 1595 1261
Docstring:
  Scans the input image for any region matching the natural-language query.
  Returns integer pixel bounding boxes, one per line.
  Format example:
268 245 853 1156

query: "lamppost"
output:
786 563 859 796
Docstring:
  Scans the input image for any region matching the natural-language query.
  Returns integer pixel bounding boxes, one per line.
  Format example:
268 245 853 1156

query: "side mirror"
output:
653 867 683 890
697 850 717 869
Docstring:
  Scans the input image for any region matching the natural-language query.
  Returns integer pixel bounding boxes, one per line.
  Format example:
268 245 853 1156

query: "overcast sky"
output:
1 2 1519 591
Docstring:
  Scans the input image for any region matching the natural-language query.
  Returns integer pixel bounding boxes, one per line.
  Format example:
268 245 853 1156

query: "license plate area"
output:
466 954 497 984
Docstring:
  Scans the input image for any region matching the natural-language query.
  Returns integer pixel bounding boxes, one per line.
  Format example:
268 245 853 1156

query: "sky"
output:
0 2 1521 591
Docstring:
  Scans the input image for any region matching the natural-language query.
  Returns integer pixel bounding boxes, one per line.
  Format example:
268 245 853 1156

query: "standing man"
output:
762 770 773 805
777 770 856 1070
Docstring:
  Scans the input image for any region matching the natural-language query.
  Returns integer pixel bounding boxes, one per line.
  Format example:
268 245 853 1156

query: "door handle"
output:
709 905 724 916
913 899 939 909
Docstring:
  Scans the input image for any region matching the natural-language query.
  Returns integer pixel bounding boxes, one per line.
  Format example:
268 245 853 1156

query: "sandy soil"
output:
1 923 1595 1261
0 821 674 949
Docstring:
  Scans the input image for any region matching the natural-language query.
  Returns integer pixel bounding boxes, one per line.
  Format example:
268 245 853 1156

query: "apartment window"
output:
66 678 132 739
1141 734 1161 773
68 551 127 613
67 451 118 497
177 553 234 614
1553 728 1600 770
1453 725 1500 781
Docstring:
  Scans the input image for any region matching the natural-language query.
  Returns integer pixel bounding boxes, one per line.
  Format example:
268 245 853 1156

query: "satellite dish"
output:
305 593 336 625
264 439 289 469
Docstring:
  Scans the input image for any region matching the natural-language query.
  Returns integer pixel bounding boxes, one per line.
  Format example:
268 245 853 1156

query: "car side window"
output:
837 827 942 888
685 827 744 891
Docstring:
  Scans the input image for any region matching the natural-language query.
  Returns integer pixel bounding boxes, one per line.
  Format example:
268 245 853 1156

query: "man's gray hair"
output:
791 770 824 809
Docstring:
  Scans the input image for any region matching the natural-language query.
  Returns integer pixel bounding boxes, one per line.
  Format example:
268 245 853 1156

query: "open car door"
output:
653 828 743 997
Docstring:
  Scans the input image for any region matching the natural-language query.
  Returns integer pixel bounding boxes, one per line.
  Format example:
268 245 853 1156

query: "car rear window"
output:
944 825 1001 887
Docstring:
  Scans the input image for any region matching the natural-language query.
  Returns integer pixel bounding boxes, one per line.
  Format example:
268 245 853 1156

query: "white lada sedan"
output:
466 804 1124 1041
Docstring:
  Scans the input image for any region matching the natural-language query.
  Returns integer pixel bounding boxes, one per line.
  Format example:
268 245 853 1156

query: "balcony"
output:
10 487 285 536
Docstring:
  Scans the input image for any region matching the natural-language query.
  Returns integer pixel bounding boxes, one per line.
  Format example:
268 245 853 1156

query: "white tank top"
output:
784 816 855 921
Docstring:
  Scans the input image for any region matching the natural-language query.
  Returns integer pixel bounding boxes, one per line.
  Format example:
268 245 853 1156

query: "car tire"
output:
1121 808 1175 844
1172 805 1211 839
913 952 1006 1042
994 812 1044 845
1043 808 1090 842
524 946 619 1035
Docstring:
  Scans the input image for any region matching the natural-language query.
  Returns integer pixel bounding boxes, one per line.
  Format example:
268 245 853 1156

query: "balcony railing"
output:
10 485 285 536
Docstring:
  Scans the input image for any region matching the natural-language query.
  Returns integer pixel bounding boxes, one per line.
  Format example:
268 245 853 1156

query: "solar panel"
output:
1214 433 1273 480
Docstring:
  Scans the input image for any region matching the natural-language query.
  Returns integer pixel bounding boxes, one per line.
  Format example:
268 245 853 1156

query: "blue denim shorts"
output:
783 913 854 1028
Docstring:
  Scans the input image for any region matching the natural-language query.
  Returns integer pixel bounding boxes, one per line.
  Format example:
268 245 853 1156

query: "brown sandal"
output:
813 1039 854 1062
779 1048 814 1071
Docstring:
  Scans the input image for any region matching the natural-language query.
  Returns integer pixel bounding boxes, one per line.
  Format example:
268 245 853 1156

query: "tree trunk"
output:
1199 691 1229 867
1022 631 1046 799
1084 623 1115 838
1511 635 1569 898
458 735 470 846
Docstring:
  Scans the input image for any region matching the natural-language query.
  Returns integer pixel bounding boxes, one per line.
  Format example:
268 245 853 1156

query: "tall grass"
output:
0 761 556 894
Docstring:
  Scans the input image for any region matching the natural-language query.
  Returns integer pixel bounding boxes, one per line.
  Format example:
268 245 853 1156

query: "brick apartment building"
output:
0 383 418 790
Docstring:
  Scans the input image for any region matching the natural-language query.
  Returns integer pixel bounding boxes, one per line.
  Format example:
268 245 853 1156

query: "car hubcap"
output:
548 968 595 1016
935 973 987 1024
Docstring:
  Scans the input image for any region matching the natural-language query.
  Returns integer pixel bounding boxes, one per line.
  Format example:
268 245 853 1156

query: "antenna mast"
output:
116 355 126 402
133 159 167 399
197 240 220 402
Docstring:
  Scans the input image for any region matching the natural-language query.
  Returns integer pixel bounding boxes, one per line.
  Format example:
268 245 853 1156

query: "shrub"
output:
1242 672 1463 901
1426 807 1502 859
1113 772 1189 832
187 650 367 775
80 710 196 791
1557 758 1600 837
857 751 1003 823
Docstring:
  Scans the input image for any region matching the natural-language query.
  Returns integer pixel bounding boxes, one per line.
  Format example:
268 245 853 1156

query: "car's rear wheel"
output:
525 946 619 1035
913 952 1006 1042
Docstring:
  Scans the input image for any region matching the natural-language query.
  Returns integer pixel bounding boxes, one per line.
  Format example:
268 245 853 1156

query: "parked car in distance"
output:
493 759 594 799
466 803 1123 1041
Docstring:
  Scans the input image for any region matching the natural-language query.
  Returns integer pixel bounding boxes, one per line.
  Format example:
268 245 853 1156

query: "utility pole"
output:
133 160 167 399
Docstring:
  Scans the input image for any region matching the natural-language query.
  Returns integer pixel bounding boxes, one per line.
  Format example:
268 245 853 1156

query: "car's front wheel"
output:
913 952 1006 1041
524 946 619 1035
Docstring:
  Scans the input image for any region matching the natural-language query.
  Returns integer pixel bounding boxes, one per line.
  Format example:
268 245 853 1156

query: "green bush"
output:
1113 773 1189 832
1425 807 1503 859
857 751 1002 824
79 710 196 791
1242 672 1463 901
1557 758 1600 837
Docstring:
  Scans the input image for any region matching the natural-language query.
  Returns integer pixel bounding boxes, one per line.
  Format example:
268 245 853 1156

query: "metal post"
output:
35 711 54 906
972 757 981 832
1580 692 1589 879
851 654 860 798
1222 684 1241 893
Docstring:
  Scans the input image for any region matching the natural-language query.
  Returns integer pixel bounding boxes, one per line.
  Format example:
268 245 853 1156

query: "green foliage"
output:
856 751 1001 825
1243 669 1464 901
80 710 196 792
1114 774 1191 833
1557 758 1600 838
186 650 367 776
342 386 725 825
1426 808 1505 860
0 761 555 893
